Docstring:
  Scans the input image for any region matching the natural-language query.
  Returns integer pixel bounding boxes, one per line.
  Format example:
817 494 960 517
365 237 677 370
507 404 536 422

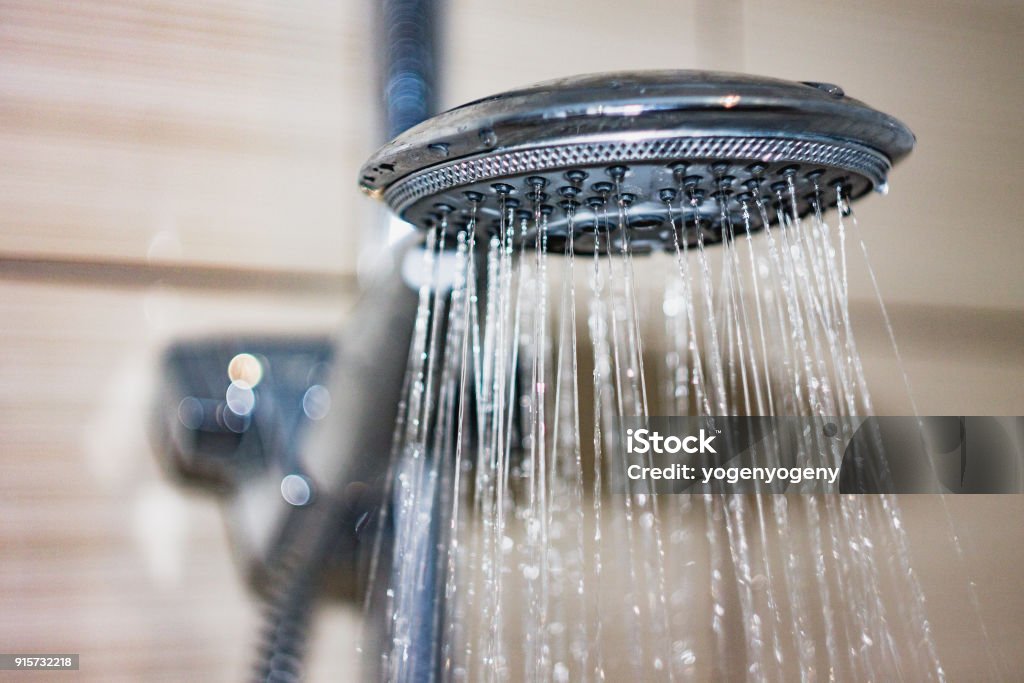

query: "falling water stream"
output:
368 186 965 682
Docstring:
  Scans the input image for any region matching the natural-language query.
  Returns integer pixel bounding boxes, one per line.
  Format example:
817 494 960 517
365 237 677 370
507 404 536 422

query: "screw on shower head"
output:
359 70 915 254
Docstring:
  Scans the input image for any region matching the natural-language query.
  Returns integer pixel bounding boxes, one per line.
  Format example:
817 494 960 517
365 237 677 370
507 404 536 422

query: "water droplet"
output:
479 128 498 147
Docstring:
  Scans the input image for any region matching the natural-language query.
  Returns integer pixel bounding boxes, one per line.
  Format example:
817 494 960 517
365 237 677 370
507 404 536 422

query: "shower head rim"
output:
382 132 890 219
359 69 915 199
359 70 915 251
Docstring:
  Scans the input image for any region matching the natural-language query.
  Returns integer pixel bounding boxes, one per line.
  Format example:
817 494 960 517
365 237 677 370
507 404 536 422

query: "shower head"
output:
359 70 914 253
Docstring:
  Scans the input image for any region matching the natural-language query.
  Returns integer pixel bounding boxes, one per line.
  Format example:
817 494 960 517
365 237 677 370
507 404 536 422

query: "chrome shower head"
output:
359 70 914 253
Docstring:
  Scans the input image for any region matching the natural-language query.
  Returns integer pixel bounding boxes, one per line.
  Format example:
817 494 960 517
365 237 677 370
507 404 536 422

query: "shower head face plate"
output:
359 71 915 252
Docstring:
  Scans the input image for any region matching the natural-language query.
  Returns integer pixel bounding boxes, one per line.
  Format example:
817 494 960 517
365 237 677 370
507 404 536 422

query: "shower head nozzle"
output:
359 71 914 253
